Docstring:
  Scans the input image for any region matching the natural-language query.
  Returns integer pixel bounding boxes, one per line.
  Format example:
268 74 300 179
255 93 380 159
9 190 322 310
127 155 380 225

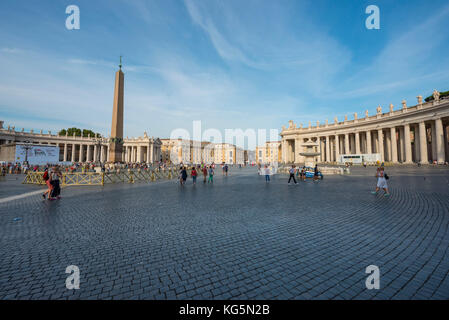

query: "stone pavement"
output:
0 166 448 300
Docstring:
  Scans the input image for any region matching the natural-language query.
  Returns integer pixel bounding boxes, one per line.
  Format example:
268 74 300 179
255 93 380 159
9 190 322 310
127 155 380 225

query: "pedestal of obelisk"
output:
108 65 124 163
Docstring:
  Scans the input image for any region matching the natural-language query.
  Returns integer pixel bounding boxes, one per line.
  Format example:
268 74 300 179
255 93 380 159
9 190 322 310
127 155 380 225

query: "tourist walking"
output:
313 164 319 181
372 167 390 196
288 165 297 184
208 166 214 183
180 167 187 186
202 165 208 183
42 168 52 200
224 164 229 176
264 165 270 182
49 167 62 200
191 167 197 185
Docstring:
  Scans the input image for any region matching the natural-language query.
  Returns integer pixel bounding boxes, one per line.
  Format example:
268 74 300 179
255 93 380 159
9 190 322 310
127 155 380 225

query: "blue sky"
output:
1 0 449 148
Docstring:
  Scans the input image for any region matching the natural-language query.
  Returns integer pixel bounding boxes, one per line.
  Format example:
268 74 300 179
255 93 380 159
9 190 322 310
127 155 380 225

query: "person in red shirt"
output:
191 167 197 185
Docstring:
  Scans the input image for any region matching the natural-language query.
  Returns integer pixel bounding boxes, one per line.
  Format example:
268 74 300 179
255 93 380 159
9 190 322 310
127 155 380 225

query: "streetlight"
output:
22 141 33 165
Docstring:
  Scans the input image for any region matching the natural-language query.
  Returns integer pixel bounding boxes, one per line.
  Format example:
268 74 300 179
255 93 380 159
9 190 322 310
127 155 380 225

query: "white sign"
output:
15 144 60 165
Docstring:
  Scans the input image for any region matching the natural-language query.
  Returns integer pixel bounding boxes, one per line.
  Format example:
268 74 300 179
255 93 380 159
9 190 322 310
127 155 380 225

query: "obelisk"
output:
108 56 124 163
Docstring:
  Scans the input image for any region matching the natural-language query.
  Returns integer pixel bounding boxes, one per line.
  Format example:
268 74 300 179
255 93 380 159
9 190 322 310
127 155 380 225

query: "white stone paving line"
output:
0 189 45 204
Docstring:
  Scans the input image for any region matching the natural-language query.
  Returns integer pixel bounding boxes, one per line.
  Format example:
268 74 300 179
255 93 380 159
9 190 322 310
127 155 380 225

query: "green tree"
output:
425 90 449 102
59 127 101 137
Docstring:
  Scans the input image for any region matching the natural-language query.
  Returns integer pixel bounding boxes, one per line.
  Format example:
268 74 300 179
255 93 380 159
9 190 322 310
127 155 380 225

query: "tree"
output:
59 127 101 138
425 90 449 102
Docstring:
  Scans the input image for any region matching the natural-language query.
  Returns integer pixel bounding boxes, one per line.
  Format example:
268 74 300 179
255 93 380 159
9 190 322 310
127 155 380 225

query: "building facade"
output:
256 141 282 164
160 139 245 165
0 122 161 164
213 143 244 165
281 92 449 165
160 139 191 164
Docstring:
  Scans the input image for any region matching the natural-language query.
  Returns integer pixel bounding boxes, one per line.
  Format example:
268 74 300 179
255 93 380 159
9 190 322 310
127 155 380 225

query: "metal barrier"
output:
23 168 178 186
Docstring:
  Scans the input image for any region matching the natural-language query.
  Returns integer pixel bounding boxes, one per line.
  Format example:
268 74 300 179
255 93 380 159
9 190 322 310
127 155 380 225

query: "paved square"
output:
1 166 449 300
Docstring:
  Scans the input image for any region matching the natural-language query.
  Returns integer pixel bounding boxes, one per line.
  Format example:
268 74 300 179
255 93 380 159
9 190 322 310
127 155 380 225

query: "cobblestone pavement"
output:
1 166 449 300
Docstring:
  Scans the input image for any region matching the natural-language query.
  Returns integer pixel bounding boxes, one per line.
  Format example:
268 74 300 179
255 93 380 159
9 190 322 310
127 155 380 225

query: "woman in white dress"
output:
372 167 390 196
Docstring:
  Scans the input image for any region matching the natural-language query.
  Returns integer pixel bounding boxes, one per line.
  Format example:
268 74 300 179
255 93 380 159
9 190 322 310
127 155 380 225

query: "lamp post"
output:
22 141 33 165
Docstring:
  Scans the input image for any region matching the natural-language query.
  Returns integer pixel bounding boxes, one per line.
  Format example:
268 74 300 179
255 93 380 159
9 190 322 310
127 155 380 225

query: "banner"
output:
15 144 60 165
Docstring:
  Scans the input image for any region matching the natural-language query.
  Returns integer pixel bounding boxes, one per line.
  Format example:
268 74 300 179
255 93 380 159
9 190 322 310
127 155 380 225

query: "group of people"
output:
287 165 321 184
42 166 63 200
1 162 29 175
178 164 215 186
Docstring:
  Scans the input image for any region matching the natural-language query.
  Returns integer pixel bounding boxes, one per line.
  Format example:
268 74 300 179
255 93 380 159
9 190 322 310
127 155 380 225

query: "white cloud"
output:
183 0 255 67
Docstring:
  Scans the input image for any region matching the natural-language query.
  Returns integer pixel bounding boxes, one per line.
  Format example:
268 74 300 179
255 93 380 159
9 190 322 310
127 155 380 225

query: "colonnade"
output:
60 143 109 163
314 118 448 164
123 145 160 164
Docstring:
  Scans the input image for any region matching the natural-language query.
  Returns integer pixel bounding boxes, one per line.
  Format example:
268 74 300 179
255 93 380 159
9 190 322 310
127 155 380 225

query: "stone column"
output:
419 121 428 164
100 145 105 162
335 135 340 162
385 131 391 161
294 138 301 163
444 125 449 163
63 143 68 162
87 145 92 162
435 118 445 164
378 129 384 162
330 137 334 162
361 133 366 154
325 136 330 162
93 145 98 162
79 144 84 162
390 127 398 163
137 146 142 163
318 138 323 162
71 144 76 162
350 134 355 154
366 130 372 154
355 132 360 154
399 128 405 162
431 121 437 162
344 134 349 155
151 144 154 163
281 140 286 164
147 145 151 164
414 125 420 162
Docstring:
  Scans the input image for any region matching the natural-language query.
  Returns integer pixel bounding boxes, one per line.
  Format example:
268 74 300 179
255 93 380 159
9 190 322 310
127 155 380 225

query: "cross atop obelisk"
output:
108 56 125 163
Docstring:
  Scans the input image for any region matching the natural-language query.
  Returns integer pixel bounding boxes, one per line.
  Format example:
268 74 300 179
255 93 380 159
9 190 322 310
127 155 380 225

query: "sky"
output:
0 0 449 149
